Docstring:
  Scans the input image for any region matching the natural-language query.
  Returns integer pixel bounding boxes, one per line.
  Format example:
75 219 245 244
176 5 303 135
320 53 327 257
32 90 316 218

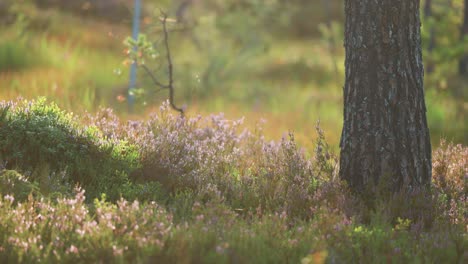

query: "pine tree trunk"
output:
339 0 432 193
459 0 468 76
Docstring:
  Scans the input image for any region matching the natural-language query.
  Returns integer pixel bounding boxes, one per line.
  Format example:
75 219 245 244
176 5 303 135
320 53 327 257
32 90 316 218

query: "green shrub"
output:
0 98 140 200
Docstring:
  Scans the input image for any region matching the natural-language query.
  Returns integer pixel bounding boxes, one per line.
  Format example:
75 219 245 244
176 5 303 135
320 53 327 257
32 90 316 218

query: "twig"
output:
160 12 185 116
137 11 185 116
141 64 169 89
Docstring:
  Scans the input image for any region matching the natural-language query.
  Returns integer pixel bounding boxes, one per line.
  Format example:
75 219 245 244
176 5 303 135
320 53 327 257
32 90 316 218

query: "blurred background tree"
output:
459 0 468 76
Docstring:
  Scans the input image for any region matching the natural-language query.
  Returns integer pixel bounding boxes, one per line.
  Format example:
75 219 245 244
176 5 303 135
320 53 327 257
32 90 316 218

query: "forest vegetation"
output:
0 0 466 263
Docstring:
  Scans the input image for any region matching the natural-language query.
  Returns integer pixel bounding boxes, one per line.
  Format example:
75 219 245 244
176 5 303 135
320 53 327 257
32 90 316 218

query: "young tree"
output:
339 0 432 193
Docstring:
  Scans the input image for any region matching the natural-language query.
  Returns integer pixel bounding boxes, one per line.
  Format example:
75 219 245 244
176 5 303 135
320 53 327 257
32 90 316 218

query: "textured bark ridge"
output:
340 0 432 192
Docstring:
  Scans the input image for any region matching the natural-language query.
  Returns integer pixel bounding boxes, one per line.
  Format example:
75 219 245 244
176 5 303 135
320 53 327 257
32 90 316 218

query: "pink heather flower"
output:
216 245 225 254
196 214 205 222
76 229 85 236
4 195 14 204
113 245 123 256
68 245 78 254
288 239 298 246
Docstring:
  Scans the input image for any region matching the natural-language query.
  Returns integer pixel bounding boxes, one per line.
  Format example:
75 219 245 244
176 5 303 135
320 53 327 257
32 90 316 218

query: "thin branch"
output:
136 10 185 116
151 44 165 74
152 87 167 95
160 11 185 116
141 64 169 89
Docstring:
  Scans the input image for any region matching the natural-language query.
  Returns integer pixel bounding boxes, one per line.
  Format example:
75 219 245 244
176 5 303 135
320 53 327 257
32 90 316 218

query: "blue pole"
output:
128 0 142 112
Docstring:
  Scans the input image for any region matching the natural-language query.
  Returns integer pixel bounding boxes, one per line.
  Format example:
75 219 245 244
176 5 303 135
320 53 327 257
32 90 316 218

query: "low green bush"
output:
0 98 140 200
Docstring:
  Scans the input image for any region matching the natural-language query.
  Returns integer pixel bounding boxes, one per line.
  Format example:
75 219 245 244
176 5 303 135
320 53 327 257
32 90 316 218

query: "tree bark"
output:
459 0 468 76
339 0 432 193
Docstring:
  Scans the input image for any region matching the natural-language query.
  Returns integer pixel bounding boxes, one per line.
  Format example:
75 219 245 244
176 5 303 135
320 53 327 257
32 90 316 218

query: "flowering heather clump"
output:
432 140 467 202
0 188 172 263
432 140 467 229
132 103 247 193
83 107 146 142
105 102 326 219
0 187 464 263
238 133 317 218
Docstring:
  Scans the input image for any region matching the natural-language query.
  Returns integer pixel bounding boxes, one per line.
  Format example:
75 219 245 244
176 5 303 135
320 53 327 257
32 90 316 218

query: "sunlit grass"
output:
0 31 129 111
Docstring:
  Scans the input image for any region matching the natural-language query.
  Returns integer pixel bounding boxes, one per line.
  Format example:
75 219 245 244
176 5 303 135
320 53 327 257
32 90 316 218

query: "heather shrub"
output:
117 102 333 219
134 105 246 193
0 170 39 202
236 133 316 218
0 189 173 263
0 187 465 264
0 98 140 200
153 201 318 264
432 140 467 203
378 188 439 228
432 140 467 230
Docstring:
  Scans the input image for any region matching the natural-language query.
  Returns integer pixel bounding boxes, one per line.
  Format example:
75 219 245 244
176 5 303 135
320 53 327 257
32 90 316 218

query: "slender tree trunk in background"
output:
424 0 435 74
174 0 202 50
459 0 468 76
340 0 432 194
321 0 339 78
176 0 194 23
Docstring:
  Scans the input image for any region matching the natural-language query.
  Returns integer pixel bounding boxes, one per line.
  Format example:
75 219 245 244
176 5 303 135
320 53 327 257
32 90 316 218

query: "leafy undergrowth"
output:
0 99 466 263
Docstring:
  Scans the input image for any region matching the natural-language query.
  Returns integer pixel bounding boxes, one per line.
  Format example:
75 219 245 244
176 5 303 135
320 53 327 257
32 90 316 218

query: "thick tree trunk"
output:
459 0 468 76
339 0 432 193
